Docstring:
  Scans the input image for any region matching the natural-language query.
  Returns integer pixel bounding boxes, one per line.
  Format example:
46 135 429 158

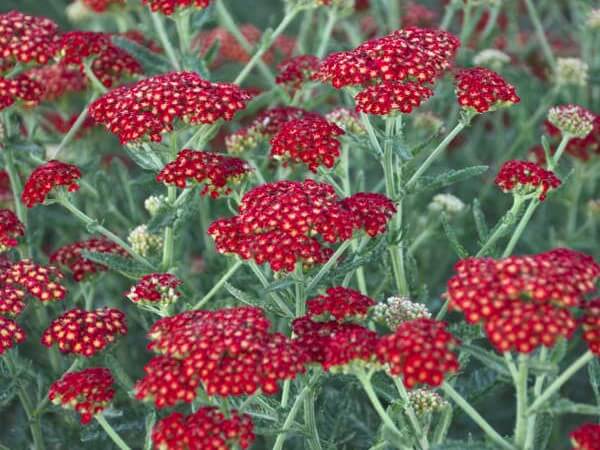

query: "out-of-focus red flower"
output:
0 285 26 316
307 287 375 322
570 423 600 450
455 67 520 113
545 115 600 162
582 299 600 356
1 259 66 303
0 74 44 112
43 111 96 137
82 0 125 12
25 65 87 101
120 30 163 53
0 315 26 355
0 171 12 203
495 160 561 201
0 11 58 67
21 160 81 207
276 55 320 91
0 209 24 251
143 0 211 16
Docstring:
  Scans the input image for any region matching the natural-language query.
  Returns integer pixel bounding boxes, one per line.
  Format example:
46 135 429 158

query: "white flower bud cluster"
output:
408 389 449 415
547 105 595 139
413 112 444 134
473 49 511 71
325 108 366 135
372 296 431 330
555 58 589 87
66 0 93 22
428 194 465 216
128 225 163 257
587 9 600 29
144 195 166 217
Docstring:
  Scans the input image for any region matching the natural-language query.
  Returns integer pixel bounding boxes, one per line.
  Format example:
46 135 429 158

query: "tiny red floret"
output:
495 160 561 200
21 160 81 207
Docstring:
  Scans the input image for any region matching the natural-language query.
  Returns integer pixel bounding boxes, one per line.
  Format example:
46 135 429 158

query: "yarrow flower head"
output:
340 192 397 237
143 0 211 16
126 273 182 305
21 160 81 207
271 115 345 172
372 296 432 330
454 67 520 113
355 81 433 115
428 193 465 216
128 225 163 257
0 209 24 252
144 195 166 216
0 73 43 112
89 71 252 144
570 423 600 450
0 285 26 316
472 48 511 71
376 318 460 388
543 114 600 162
547 104 595 139
50 238 127 282
447 249 600 353
42 307 127 356
555 58 588 87
25 65 87 101
0 316 26 355
82 0 125 12
48 368 115 424
0 11 58 67
1 259 66 303
586 9 600 29
276 55 320 91
157 149 253 198
307 287 375 322
581 299 600 356
495 160 561 201
152 407 255 450
325 108 366 134
408 389 449 416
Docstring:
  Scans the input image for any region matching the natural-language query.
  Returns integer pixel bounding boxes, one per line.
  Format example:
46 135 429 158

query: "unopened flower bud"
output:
428 194 465 216
144 195 166 217
128 225 163 257
473 48 510 71
408 389 449 415
372 296 431 330
547 104 595 139
413 112 444 134
586 9 600 29
555 58 589 87
325 108 366 135
66 0 93 22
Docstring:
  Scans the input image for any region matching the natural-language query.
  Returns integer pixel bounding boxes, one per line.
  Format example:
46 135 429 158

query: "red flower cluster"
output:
571 423 600 450
276 55 320 91
50 238 128 281
26 65 87 101
307 287 375 322
0 315 26 355
454 67 520 113
209 180 395 272
126 273 182 305
270 115 345 172
0 209 24 251
0 171 12 203
137 307 306 404
42 307 127 357
21 160 81 207
143 0 210 15
152 407 254 450
447 249 600 353
89 71 251 143
0 284 26 316
156 149 252 198
57 31 142 88
82 0 125 12
225 107 315 153
1 259 66 302
0 11 58 66
48 368 115 424
120 30 163 54
355 81 433 115
376 318 459 387
340 192 397 237
581 299 600 356
0 73 44 111
495 160 561 201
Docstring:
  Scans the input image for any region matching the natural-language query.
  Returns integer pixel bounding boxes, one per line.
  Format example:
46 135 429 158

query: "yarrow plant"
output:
1 2 599 450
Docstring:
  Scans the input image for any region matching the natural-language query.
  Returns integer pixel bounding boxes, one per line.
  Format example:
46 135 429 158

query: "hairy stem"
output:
272 386 310 450
96 414 132 450
524 0 556 67
476 195 525 257
192 260 243 309
161 185 176 271
356 370 403 439
514 355 529 447
316 8 337 58
50 93 98 158
149 9 181 70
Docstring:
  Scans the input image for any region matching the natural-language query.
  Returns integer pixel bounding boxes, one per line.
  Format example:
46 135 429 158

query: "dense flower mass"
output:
82 0 125 12
0 73 44 111
547 104 596 139
41 307 127 356
50 238 128 281
48 368 115 424
156 149 252 198
276 55 320 91
26 65 87 101
307 287 375 322
447 249 600 353
581 299 600 355
143 0 211 16
0 285 26 316
139 307 306 401
454 67 520 113
89 71 252 143
571 423 600 450
1 259 66 302
126 273 182 305
0 11 58 66
376 318 460 387
340 192 397 237
355 81 433 115
495 160 561 201
0 315 26 355
57 31 142 88
0 209 24 251
21 160 81 207
270 116 345 172
372 296 432 330
152 407 255 450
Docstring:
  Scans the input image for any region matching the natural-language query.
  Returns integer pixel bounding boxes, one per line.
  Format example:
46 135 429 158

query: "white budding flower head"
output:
547 104 596 139
473 49 511 71
408 389 449 415
413 112 444 133
373 296 431 330
66 0 93 22
144 195 166 217
128 225 163 257
587 9 600 29
555 58 589 87
428 193 466 216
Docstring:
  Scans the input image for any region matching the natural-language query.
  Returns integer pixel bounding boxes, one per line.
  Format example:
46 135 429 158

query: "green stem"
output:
440 1 458 30
3 144 30 258
174 12 191 57
272 386 310 450
441 383 516 450
57 196 154 269
161 185 176 271
233 8 300 86
149 9 181 70
316 8 337 58
356 370 403 438
393 378 429 450
50 93 99 158
524 348 548 450
192 260 243 309
476 195 525 257
567 165 584 236
514 355 529 447
82 62 108 94
304 386 322 450
182 124 213 149
306 239 353 292
247 261 293 317
96 414 132 450
524 0 556 68
549 134 572 170
502 198 539 257
527 351 594 415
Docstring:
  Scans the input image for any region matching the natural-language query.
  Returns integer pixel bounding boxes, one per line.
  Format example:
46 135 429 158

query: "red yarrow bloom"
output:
143 0 210 16
82 0 125 12
126 273 182 305
355 81 433 115
495 160 561 201
376 318 460 388
152 407 255 450
26 65 87 101
1 259 66 303
0 73 44 112
0 285 26 316
0 315 26 355
156 149 252 198
50 238 128 282
341 192 397 237
48 368 115 424
455 67 520 113
21 160 81 207
270 116 345 172
276 55 320 91
42 307 127 357
571 423 600 450
0 11 58 66
89 71 251 144
581 299 600 356
0 209 24 251
307 287 375 322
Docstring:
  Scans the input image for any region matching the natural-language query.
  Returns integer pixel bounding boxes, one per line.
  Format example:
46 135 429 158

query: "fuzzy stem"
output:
524 348 548 450
82 62 108 94
514 355 529 447
527 351 594 415
3 144 30 258
149 9 181 70
356 370 403 438
306 239 353 292
272 386 310 450
161 185 176 271
442 383 516 450
524 0 556 68
393 378 429 450
247 261 294 317
96 414 132 450
304 386 322 450
476 195 525 257
316 8 337 58
192 260 243 309
50 93 98 159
